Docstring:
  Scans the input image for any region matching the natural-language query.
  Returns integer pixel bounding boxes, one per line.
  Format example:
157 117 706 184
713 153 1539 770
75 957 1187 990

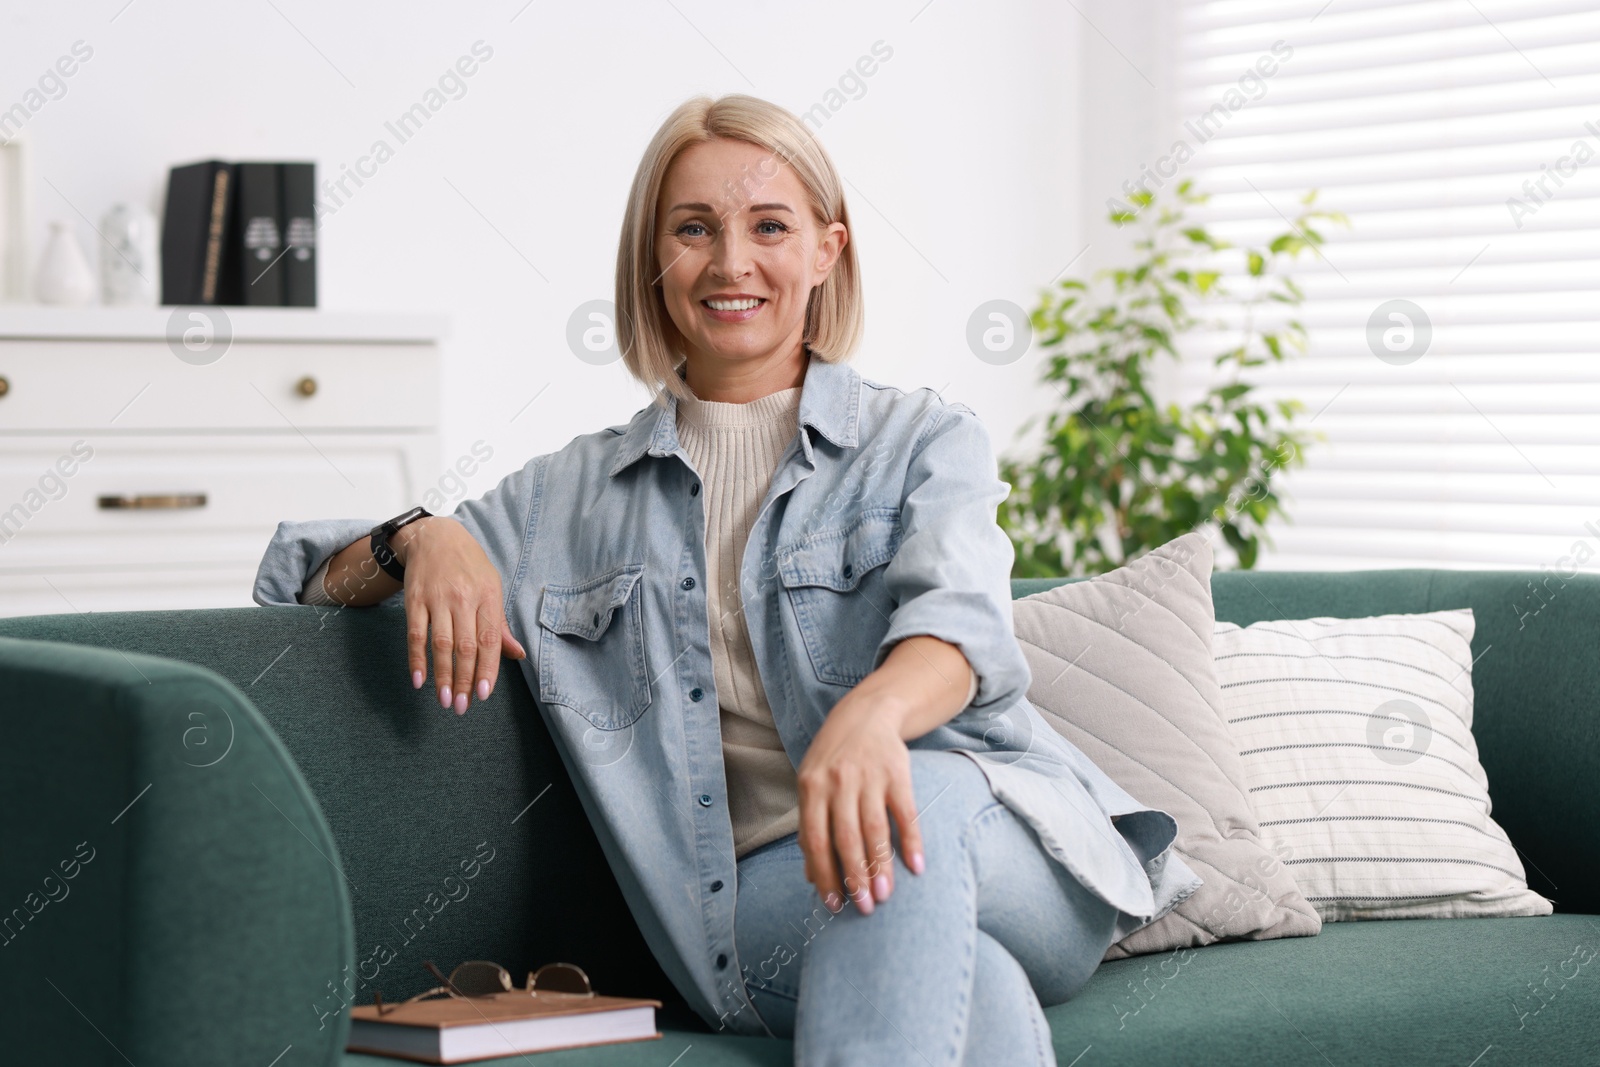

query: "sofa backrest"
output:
1 567 1593 1024
1017 568 1599 917
0 605 693 1027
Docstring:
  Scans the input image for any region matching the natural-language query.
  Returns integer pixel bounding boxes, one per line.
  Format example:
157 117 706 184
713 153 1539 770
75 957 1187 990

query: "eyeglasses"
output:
373 960 594 1015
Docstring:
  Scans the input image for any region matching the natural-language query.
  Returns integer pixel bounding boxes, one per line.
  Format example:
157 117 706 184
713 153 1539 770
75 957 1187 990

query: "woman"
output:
254 93 1200 1066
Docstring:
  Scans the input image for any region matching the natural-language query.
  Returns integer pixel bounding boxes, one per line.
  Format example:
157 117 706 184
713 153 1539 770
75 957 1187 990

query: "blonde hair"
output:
614 93 863 406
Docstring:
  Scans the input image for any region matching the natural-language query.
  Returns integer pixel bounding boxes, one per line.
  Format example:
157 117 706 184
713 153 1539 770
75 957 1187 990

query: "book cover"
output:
347 991 662 1064
235 161 284 306
281 161 317 307
159 160 236 305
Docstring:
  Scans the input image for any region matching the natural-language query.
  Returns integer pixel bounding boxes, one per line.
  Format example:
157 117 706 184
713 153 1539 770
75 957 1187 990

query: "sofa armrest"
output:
0 637 355 1067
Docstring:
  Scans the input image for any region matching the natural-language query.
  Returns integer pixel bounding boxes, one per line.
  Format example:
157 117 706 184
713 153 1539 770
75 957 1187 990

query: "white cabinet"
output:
0 308 443 616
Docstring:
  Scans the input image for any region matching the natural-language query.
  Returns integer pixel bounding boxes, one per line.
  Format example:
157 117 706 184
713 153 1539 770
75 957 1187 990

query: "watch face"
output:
392 506 430 530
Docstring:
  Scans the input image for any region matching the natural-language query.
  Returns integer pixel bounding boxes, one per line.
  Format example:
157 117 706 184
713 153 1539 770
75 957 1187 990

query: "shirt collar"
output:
608 353 860 478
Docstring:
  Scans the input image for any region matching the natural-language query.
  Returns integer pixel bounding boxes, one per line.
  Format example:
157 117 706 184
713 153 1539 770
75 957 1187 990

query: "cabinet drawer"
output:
0 565 261 617
0 435 430 573
0 340 438 431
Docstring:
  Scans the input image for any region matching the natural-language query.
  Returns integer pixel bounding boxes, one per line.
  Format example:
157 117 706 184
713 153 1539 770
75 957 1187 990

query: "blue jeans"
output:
729 750 1120 1066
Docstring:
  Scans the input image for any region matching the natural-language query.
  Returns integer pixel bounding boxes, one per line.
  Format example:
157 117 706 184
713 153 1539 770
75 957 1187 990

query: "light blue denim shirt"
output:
253 354 1202 1035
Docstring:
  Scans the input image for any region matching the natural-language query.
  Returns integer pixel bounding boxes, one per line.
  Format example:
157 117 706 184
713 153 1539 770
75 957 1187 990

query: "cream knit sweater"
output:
676 385 807 856
301 382 978 858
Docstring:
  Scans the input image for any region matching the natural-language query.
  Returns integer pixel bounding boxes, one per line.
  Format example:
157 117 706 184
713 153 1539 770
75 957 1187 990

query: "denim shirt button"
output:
690 482 700 496
681 576 696 589
690 687 704 702
710 879 724 892
592 612 600 627
842 563 854 579
698 793 713 807
716 953 729 970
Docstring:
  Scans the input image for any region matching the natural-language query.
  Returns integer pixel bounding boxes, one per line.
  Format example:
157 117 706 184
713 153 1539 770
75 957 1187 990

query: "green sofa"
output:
2 569 1596 1066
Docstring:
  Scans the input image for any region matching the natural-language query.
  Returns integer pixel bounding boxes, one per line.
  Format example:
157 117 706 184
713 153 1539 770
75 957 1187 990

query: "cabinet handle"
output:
0 375 9 397
297 375 317 397
98 493 208 510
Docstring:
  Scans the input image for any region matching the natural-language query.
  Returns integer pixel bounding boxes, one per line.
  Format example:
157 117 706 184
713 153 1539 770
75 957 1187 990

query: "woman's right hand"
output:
393 516 526 715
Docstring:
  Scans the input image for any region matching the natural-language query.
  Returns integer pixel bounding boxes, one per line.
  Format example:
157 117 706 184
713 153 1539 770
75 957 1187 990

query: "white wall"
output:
1 0 1112 504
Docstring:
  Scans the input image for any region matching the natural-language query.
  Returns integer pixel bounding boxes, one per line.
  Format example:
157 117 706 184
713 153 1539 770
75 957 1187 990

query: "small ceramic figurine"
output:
100 202 159 306
35 220 96 306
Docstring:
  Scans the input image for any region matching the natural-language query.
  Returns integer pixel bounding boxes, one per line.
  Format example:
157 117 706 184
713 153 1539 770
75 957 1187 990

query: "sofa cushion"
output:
1045 912 1600 1066
1215 608 1554 922
1011 533 1321 958
345 915 1600 1066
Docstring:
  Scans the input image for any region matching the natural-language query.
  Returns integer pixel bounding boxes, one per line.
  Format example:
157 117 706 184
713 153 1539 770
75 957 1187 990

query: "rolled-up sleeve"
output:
871 403 1030 709
252 517 387 607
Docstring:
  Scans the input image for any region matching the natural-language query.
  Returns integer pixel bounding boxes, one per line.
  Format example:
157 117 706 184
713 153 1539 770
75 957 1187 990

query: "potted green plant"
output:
998 180 1348 577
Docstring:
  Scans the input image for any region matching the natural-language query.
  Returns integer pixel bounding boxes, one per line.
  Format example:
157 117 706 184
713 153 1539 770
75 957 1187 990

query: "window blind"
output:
1166 0 1600 571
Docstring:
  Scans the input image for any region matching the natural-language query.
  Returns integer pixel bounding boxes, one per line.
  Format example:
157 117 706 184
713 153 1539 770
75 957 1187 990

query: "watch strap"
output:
370 507 431 582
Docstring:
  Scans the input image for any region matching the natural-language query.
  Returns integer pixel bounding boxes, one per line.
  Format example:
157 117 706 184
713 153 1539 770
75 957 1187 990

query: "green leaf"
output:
1005 178 1322 577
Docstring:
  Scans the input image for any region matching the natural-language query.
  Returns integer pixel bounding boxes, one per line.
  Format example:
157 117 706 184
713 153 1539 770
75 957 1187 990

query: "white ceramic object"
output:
99 203 159 306
35 220 95 306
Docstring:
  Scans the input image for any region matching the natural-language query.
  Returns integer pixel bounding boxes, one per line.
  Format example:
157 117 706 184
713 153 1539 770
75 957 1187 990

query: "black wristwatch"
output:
370 506 432 582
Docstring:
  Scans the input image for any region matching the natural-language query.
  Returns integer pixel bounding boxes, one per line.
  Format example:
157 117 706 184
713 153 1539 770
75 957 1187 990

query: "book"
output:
345 991 662 1064
280 161 317 307
235 161 284 306
159 160 237 305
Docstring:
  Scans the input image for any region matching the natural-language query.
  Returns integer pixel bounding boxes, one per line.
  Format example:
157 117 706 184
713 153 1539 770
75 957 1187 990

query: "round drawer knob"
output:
296 375 317 397
0 375 9 398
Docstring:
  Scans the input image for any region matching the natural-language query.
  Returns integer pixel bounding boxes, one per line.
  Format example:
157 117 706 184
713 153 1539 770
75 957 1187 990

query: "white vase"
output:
35 221 96 306
99 203 159 306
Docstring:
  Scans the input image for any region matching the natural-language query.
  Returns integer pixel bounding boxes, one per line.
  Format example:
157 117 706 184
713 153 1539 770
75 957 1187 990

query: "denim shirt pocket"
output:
536 563 652 730
776 507 901 687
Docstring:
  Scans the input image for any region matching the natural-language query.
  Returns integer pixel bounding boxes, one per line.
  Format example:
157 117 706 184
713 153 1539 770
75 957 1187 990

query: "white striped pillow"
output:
1213 609 1553 922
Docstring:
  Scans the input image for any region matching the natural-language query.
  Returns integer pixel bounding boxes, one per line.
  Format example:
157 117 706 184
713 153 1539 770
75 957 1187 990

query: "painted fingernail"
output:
824 892 843 913
476 679 490 701
454 692 468 716
412 670 423 690
854 887 874 915
909 852 925 876
440 686 452 710
872 874 890 901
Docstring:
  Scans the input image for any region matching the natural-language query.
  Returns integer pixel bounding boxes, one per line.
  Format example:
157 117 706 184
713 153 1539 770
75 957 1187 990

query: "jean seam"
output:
749 982 798 1004
1030 995 1052 1066
966 796 1056 1066
944 802 992 1067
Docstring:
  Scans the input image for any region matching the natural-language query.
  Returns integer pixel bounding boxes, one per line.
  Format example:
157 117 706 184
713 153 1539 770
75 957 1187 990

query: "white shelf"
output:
0 306 449 344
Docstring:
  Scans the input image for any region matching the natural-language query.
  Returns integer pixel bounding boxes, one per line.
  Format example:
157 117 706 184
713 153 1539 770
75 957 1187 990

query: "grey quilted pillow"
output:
1012 532 1322 959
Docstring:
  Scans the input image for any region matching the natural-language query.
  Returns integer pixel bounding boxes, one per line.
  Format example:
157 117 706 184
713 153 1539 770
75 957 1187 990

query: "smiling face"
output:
654 137 847 399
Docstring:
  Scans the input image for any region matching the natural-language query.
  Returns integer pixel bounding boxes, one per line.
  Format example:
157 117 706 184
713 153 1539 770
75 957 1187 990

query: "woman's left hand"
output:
795 690 925 916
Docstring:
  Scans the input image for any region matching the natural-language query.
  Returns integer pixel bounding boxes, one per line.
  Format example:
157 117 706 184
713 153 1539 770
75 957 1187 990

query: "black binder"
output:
280 162 317 307
235 162 284 306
